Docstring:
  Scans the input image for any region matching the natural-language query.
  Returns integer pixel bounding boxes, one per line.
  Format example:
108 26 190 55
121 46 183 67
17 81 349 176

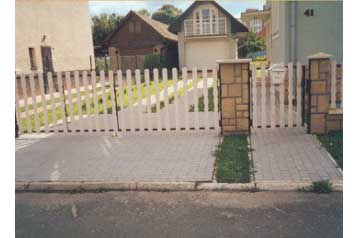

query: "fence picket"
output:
172 68 179 131
135 69 144 131
117 70 126 132
100 71 109 132
182 68 190 131
287 63 293 128
38 73 49 132
144 69 152 131
193 67 199 130
213 67 219 130
29 73 40 133
47 72 58 132
270 69 275 129
82 71 93 132
91 71 100 132
252 66 257 129
65 72 75 131
331 60 337 109
74 71 83 132
279 71 285 127
162 68 170 131
260 65 266 128
109 71 117 132
153 68 162 131
57 72 68 133
296 62 302 126
203 67 209 130
126 70 135 132
15 79 23 135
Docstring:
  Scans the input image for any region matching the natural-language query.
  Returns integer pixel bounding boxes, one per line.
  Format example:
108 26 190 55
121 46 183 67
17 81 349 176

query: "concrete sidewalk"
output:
16 132 220 183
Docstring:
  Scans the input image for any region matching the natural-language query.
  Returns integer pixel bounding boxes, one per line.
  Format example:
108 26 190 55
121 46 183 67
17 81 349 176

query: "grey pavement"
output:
16 131 220 182
251 127 343 182
16 191 343 238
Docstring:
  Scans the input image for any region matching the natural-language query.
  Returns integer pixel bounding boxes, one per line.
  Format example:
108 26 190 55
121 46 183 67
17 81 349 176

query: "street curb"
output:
16 180 343 192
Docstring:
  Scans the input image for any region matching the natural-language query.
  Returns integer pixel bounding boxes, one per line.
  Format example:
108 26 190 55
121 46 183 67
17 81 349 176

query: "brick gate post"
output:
307 53 332 134
217 59 251 135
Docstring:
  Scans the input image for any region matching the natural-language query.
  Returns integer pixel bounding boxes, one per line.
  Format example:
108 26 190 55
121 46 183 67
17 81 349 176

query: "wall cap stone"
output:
216 59 252 64
328 108 343 115
308 52 333 60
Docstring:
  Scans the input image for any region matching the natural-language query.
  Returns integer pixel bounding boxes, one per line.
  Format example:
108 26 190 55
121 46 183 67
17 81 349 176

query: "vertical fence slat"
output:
109 71 117 132
279 70 286 127
252 66 257 129
144 69 152 131
126 70 135 132
183 68 190 131
287 63 293 128
74 71 83 132
203 67 209 130
172 68 179 131
270 69 275 129
117 70 126 132
29 73 40 133
213 67 219 130
135 69 144 131
100 71 109 132
331 60 337 109
15 78 23 135
20 74 32 133
296 62 302 126
260 65 266 128
65 72 75 131
162 68 170 131
47 72 58 132
38 73 49 133
57 72 68 133
82 71 93 132
193 67 199 130
153 68 162 131
91 71 100 132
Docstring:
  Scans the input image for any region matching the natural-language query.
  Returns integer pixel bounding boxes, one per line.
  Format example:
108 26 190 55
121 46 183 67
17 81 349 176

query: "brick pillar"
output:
218 59 251 135
308 53 332 134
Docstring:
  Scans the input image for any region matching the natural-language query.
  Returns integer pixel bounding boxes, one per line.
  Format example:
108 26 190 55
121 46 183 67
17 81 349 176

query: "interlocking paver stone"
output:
251 127 342 182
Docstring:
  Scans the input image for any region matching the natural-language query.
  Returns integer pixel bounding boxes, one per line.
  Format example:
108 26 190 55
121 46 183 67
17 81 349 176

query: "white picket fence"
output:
251 62 304 130
15 67 220 135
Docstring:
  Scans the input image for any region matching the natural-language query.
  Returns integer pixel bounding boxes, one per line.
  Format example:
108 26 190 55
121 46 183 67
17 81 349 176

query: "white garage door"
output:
184 40 232 69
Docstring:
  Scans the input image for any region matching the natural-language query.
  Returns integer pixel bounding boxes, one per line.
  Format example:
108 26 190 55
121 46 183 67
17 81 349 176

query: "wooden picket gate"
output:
15 67 220 135
250 62 305 130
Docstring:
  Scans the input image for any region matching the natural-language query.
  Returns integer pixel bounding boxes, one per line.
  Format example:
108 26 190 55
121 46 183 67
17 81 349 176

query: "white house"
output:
169 0 248 69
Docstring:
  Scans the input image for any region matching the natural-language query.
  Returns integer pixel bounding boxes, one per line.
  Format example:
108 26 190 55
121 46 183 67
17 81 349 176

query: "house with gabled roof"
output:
104 10 178 71
169 0 248 70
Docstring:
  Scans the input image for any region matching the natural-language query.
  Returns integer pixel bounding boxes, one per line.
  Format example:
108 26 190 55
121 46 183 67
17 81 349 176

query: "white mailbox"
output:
269 64 286 85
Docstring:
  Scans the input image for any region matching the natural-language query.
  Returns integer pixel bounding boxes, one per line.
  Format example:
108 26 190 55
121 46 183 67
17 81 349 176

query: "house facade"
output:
169 0 248 70
15 0 95 74
104 11 178 71
266 0 343 64
240 6 270 34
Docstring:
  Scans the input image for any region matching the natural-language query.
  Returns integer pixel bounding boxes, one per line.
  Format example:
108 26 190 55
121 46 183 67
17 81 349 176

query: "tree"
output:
152 4 182 25
137 9 151 17
238 31 266 58
91 13 124 47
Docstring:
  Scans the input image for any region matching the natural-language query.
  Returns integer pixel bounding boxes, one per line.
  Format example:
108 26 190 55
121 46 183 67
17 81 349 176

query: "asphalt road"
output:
16 191 342 238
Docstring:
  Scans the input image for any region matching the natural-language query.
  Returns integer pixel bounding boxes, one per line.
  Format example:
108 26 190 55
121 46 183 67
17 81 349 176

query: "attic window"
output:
135 22 141 33
129 22 134 32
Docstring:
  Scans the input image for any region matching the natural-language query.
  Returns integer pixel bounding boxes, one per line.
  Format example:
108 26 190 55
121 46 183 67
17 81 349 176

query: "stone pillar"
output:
217 59 251 135
308 53 332 134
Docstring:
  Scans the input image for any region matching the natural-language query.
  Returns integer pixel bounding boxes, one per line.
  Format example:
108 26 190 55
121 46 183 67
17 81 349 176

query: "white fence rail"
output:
15 68 220 135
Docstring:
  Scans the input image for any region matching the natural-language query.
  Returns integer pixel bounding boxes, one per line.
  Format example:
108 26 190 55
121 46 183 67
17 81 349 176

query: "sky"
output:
89 0 265 18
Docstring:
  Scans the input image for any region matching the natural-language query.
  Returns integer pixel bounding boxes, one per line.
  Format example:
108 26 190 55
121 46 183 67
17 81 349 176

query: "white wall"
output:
15 0 95 73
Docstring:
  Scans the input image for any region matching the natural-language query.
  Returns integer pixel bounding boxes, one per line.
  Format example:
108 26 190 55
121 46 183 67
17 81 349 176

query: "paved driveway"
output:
16 132 220 183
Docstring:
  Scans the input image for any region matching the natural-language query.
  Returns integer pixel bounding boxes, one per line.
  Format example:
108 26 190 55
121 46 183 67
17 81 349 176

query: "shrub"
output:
144 54 161 71
310 180 333 193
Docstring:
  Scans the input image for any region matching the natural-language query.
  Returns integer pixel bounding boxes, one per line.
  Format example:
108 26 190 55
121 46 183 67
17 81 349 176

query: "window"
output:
135 22 141 33
129 22 134 32
28 47 37 70
249 19 262 33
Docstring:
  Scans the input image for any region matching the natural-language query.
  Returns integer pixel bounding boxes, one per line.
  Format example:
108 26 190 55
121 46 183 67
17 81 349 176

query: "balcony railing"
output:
184 18 227 37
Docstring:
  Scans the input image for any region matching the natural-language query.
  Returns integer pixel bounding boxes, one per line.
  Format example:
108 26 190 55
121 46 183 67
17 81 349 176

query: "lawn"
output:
316 131 343 169
215 135 251 183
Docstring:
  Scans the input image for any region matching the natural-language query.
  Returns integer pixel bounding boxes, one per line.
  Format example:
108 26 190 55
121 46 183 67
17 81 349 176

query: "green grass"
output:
316 131 343 169
189 87 214 112
215 135 251 183
19 79 173 132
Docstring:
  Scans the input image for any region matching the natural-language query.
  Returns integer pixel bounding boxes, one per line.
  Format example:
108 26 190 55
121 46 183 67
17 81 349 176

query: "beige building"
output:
240 6 270 33
169 0 248 69
15 0 95 74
